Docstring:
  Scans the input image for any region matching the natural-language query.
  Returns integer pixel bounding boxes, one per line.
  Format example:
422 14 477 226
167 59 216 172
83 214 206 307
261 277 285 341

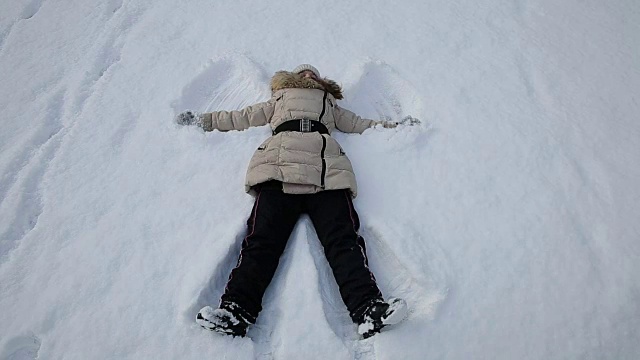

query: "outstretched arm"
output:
176 99 275 132
334 105 420 133
333 106 378 134
202 100 275 131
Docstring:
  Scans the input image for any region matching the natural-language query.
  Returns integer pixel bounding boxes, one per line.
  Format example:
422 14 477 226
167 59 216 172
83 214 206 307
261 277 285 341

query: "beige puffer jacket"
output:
201 71 382 197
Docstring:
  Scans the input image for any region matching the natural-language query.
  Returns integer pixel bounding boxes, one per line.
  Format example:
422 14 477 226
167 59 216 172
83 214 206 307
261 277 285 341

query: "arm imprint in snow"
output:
178 64 420 134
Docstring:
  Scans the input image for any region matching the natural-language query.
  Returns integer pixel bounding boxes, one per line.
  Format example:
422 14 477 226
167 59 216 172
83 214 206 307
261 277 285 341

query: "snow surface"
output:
1 0 639 359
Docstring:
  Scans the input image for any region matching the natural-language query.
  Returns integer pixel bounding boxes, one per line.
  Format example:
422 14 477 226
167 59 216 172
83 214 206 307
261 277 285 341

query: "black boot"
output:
356 298 408 339
196 301 254 337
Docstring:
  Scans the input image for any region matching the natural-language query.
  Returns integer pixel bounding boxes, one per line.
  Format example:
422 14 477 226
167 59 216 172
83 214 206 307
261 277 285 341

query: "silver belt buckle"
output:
300 119 311 132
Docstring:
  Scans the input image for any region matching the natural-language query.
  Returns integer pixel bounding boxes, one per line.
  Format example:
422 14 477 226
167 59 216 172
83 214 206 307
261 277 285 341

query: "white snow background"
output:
1 0 639 359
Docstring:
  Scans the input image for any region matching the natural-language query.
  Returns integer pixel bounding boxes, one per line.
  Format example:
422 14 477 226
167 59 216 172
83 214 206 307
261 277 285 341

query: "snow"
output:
1 0 639 359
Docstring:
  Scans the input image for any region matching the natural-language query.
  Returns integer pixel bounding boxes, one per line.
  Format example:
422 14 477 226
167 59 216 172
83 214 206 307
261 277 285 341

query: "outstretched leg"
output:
304 190 383 321
220 187 303 321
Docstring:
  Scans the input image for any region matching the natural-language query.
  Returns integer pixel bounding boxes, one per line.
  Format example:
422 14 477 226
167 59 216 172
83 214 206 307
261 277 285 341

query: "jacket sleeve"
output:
333 105 382 134
201 99 275 132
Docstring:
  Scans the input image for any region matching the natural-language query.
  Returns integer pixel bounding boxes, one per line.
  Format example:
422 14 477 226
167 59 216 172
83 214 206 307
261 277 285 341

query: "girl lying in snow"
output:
176 64 419 338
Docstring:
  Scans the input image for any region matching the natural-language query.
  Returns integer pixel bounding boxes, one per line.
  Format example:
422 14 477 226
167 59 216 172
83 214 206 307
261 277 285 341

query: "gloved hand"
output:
396 115 421 126
175 111 203 127
382 115 422 128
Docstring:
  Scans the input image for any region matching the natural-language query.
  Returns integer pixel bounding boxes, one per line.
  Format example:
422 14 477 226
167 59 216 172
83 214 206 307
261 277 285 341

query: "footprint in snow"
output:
0 333 42 360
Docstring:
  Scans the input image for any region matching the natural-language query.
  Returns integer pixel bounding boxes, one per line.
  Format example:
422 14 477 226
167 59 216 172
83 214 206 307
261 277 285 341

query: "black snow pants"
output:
220 181 382 323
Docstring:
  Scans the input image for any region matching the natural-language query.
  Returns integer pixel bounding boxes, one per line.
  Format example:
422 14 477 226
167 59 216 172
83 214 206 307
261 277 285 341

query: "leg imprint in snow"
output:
188 231 245 324
171 54 271 117
361 225 449 320
0 89 66 266
0 333 42 360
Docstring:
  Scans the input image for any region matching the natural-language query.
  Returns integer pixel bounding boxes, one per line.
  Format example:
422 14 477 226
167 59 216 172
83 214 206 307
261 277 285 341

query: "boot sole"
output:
359 298 408 339
382 298 408 326
196 312 246 337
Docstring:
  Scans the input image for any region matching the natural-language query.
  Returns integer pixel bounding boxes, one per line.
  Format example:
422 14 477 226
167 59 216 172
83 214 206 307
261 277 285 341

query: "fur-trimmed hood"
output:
271 71 343 100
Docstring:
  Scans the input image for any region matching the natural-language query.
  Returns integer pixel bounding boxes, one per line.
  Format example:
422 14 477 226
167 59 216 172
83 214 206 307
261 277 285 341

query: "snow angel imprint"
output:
176 64 419 339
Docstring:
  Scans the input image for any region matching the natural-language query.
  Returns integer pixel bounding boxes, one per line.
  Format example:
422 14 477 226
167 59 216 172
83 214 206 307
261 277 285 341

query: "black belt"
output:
273 119 329 135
